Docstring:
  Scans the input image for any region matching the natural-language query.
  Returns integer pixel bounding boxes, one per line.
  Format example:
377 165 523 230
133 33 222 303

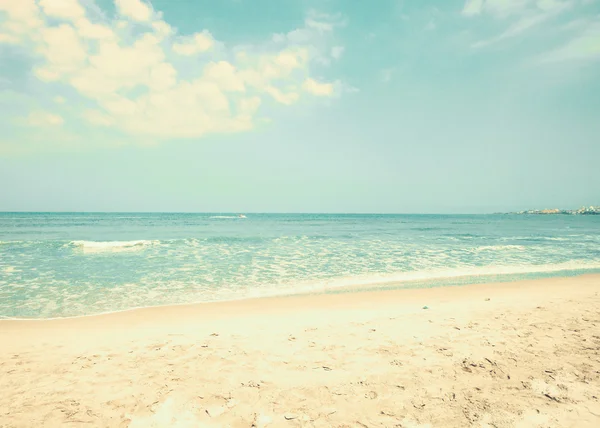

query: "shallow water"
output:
1 213 599 319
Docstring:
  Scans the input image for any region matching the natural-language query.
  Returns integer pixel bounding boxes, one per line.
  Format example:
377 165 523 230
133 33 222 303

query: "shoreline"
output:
2 273 598 331
2 268 600 323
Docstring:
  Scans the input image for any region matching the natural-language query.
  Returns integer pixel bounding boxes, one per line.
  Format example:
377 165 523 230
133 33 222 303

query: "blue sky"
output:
0 0 599 213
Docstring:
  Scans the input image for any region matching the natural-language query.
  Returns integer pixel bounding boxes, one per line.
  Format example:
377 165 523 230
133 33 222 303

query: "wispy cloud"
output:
464 0 563 18
472 12 550 47
467 0 574 48
304 9 347 32
462 0 483 17
535 20 600 63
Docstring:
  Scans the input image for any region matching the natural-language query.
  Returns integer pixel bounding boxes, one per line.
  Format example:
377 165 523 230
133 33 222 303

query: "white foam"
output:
70 240 158 254
240 260 600 297
209 216 238 219
501 236 569 242
473 245 525 252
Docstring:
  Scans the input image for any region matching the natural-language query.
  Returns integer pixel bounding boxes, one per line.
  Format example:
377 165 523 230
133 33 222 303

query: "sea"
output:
0 212 599 319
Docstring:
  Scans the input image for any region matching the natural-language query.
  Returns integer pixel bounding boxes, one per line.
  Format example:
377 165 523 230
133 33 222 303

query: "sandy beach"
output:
1 274 599 427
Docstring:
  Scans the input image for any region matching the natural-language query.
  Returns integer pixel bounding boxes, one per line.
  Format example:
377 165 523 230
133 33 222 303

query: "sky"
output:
0 0 599 213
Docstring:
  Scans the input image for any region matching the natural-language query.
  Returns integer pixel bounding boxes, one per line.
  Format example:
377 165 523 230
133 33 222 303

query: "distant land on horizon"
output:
509 205 600 215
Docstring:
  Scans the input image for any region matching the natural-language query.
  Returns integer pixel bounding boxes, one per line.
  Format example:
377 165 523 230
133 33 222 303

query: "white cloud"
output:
38 0 85 21
462 0 484 16
114 0 152 22
26 111 64 126
238 96 261 115
273 50 306 72
273 10 345 46
34 68 62 82
148 62 178 91
2 0 342 143
34 24 88 79
152 20 172 37
264 86 299 105
203 61 245 92
172 31 214 55
75 19 115 40
63 33 173 98
0 0 43 42
234 48 310 101
104 80 249 138
302 78 334 96
273 28 312 44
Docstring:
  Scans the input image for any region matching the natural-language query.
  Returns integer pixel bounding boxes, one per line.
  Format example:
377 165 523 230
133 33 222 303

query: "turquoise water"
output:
0 213 599 319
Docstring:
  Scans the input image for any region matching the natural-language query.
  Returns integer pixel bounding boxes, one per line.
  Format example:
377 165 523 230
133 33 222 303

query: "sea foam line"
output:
473 245 526 252
69 240 159 254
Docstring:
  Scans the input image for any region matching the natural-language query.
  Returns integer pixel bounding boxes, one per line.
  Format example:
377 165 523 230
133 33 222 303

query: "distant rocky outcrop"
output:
511 206 600 215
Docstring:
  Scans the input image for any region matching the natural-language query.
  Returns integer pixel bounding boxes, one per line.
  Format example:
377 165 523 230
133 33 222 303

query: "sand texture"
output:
1 275 600 427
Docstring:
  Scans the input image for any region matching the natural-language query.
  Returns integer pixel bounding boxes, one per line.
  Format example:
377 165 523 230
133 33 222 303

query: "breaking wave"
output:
69 240 159 254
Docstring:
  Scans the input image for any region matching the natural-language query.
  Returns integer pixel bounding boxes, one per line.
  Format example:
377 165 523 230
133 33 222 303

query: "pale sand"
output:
1 275 600 427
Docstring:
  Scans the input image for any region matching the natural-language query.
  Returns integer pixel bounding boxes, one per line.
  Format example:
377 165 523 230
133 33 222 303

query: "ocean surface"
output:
0 213 599 319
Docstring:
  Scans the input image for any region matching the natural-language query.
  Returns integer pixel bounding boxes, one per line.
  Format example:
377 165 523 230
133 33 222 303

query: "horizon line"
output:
0 210 520 215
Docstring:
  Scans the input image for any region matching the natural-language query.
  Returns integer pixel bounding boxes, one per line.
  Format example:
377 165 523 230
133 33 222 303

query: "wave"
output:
70 240 158 254
473 245 525 252
501 236 569 242
209 216 239 219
